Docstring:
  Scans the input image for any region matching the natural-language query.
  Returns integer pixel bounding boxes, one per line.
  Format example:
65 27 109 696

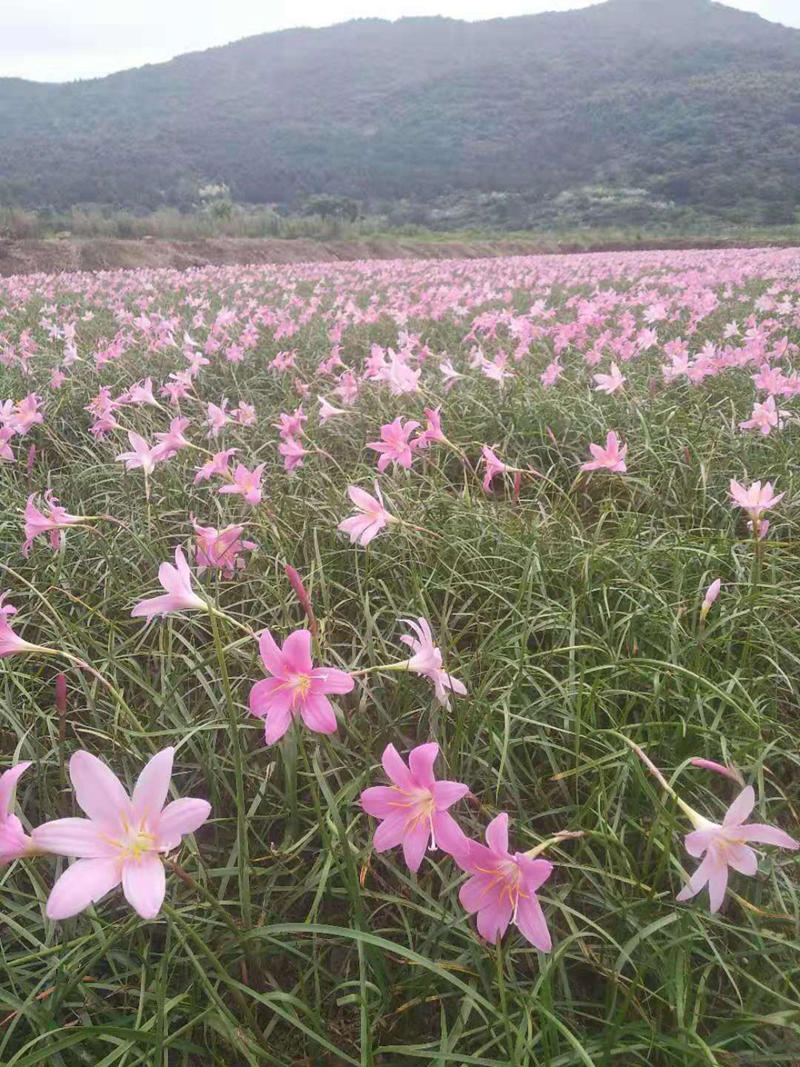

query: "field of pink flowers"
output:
1 247 799 1064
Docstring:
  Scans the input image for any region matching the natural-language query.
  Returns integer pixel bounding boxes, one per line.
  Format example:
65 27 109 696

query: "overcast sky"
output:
2 0 798 82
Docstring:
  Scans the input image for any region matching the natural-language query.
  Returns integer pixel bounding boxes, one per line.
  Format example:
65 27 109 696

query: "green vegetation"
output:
0 0 798 228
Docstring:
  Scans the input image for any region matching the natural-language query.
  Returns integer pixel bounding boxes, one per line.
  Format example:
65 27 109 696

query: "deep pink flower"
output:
361 742 468 871
194 448 237 484
415 407 447 450
191 518 255 578
275 406 306 440
22 491 85 556
367 417 420 473
689 758 745 787
249 629 354 743
278 437 308 472
677 786 798 913
581 431 627 474
481 445 508 492
218 463 265 506
33 748 211 919
454 813 553 949
131 548 207 620
0 761 35 864
338 483 395 547
400 617 466 709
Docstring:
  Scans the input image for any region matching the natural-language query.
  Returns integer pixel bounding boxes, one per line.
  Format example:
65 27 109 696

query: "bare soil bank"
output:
0 234 796 277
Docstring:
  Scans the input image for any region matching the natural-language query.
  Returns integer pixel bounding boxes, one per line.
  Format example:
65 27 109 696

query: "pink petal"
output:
264 704 295 745
122 853 166 919
515 892 552 952
381 744 413 789
360 786 402 819
69 751 131 826
132 747 174 826
518 856 554 893
707 861 729 913
282 630 313 674
299 692 337 734
311 667 354 695
33 817 116 858
724 786 755 827
726 843 758 876
459 872 497 914
46 858 121 919
0 762 31 819
402 819 430 873
741 823 800 849
249 677 292 720
484 812 509 855
431 810 468 858
684 829 713 858
476 895 513 943
373 811 408 852
348 486 378 510
157 798 211 850
431 780 469 811
408 743 438 788
257 630 286 677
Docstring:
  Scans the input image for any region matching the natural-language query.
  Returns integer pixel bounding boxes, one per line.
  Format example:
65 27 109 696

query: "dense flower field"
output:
1 247 799 1064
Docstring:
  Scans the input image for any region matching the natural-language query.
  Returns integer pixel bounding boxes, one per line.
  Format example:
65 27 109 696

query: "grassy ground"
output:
0 250 799 1064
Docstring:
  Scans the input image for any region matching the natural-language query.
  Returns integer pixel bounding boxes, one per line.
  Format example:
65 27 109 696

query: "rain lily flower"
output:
593 362 626 395
218 463 266 506
415 407 447 450
0 761 37 864
22 491 86 556
152 417 192 461
367 417 420 473
131 548 207 620
400 617 467 709
191 518 255 578
729 479 783 539
33 748 211 920
124 378 158 406
116 431 160 475
581 431 627 474
360 742 468 871
275 406 306 440
206 401 230 438
318 396 346 424
739 396 787 436
677 786 798 912
481 445 509 492
454 813 553 949
278 437 308 472
700 578 721 619
0 594 46 657
338 483 395 547
194 448 237 484
249 628 354 743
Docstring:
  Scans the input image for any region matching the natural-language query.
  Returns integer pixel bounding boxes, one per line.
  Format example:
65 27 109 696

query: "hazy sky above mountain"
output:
2 0 798 81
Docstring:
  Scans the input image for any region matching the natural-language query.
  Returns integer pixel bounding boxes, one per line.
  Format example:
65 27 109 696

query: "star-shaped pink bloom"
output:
581 431 627 473
593 362 626 395
116 431 160 475
400 617 467 709
0 761 35 865
338 483 395 547
131 548 207 620
361 742 468 871
22 491 85 556
367 417 420 473
219 463 266 506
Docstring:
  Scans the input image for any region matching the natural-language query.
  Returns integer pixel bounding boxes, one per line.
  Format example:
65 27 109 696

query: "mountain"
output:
1 0 799 225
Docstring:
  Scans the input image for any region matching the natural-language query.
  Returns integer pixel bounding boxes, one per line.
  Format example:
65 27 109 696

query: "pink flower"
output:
689 759 745 787
700 578 721 618
593 362 626 395
275 406 306 440
0 761 35 864
194 448 237 484
152 418 192 461
481 445 508 492
124 379 158 406
233 402 256 426
440 359 465 390
739 396 787 436
131 548 207 620
22 491 85 556
540 359 563 389
33 748 211 919
454 813 553 949
367 417 420 473
361 742 468 871
318 396 346 424
0 595 43 657
249 628 354 743
218 463 265 506
338 483 395 547
729 479 783 538
192 518 255 578
415 407 447 450
400 617 466 709
116 431 160 475
676 786 798 913
206 401 230 438
581 431 627 474
278 437 308 472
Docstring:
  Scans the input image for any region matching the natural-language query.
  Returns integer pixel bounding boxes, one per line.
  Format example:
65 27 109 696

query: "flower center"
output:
290 673 313 702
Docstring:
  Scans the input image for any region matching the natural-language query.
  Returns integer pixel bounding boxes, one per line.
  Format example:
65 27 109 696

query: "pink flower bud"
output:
285 564 317 637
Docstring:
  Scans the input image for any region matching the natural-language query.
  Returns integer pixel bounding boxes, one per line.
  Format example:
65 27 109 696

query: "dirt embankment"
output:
0 234 795 277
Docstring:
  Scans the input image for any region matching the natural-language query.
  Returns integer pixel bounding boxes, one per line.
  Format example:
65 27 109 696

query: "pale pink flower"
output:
0 594 43 657
205 401 230 439
338 483 395 546
124 379 158 406
22 491 85 556
415 407 447 450
0 761 36 864
33 748 211 919
152 417 192 461
400 617 467 709
454 813 553 949
677 786 798 913
50 369 66 390
194 448 237 484
278 437 308 472
249 628 354 743
481 445 508 492
218 463 265 506
729 480 783 538
274 406 306 440
361 742 468 871
318 396 346 424
233 402 256 426
700 578 721 618
116 431 160 475
581 431 627 474
191 518 255 578
540 359 563 389
8 394 44 435
739 396 787 436
367 417 420 473
440 358 465 391
131 548 207 620
593 362 626 395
